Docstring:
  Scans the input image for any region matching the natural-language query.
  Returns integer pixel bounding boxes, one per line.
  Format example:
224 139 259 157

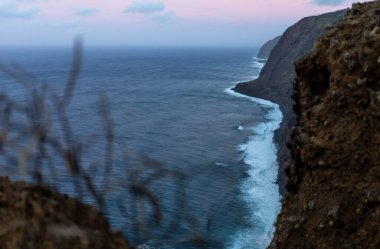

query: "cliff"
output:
233 9 346 192
0 177 132 249
257 36 281 59
234 9 346 107
270 1 380 248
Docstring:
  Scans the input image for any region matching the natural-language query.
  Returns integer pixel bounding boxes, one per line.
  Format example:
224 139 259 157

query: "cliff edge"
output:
270 1 380 248
234 9 346 112
234 9 346 192
257 35 281 59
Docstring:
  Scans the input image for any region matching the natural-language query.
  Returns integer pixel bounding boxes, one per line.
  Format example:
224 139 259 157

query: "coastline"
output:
231 9 348 195
269 2 380 248
225 84 283 248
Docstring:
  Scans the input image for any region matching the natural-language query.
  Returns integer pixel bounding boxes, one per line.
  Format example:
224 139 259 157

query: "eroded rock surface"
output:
270 1 380 248
234 10 346 192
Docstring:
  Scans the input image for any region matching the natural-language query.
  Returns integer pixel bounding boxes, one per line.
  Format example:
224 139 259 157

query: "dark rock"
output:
269 1 380 248
367 191 380 204
257 35 281 59
234 9 347 193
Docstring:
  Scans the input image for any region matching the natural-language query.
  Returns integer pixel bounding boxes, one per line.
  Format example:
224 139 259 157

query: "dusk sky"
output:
0 0 368 47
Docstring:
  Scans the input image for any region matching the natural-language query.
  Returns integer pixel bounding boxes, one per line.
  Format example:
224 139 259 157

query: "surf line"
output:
225 83 283 248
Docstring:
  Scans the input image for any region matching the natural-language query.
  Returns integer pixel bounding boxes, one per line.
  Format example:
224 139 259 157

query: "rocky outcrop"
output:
270 1 380 248
0 177 132 249
257 36 281 59
233 9 346 192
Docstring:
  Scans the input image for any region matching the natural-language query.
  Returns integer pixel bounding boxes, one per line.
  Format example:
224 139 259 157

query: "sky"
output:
0 0 369 47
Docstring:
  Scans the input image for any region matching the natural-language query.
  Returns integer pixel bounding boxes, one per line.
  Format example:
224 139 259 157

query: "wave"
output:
250 57 267 69
225 59 283 249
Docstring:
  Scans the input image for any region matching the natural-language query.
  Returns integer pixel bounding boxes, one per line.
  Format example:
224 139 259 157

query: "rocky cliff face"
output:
270 1 380 248
234 9 346 111
234 9 346 192
257 36 281 59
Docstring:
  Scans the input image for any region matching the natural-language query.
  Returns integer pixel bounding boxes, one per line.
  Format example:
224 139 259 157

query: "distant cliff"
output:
234 9 346 192
234 9 346 108
270 1 380 248
257 36 281 59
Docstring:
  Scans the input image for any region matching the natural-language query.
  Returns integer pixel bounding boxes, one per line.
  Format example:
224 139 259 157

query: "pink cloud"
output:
0 0 369 46
165 0 357 22
31 0 360 23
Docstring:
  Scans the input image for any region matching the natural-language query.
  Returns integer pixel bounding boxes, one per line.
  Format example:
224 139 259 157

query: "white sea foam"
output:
235 125 245 131
251 57 267 69
225 59 283 249
216 162 228 167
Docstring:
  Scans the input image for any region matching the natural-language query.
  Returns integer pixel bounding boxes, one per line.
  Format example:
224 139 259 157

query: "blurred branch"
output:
63 36 82 106
0 38 207 248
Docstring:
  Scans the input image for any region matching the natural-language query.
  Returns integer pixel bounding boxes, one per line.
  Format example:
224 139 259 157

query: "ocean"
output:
0 47 281 249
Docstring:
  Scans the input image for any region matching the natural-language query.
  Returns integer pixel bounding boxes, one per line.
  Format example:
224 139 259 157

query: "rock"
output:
232 9 347 193
0 177 132 249
286 216 300 223
257 35 282 59
357 78 367 85
308 200 316 210
367 191 380 204
269 1 380 248
318 160 325 166
327 207 339 218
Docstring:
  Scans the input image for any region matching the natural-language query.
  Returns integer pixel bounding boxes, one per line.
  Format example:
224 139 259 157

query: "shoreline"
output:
225 86 283 248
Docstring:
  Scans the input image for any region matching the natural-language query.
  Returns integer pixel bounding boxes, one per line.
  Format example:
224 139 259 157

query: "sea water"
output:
0 47 281 249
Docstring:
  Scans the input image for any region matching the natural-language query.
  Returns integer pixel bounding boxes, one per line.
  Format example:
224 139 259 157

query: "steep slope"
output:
257 36 281 59
0 177 132 249
270 1 380 248
234 9 346 108
233 10 346 192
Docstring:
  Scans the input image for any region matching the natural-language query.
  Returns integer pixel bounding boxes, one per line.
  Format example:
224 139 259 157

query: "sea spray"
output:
225 58 283 249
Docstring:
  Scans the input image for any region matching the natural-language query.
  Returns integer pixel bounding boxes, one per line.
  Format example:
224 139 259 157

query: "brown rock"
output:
0 177 132 249
270 1 380 248
233 9 347 193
